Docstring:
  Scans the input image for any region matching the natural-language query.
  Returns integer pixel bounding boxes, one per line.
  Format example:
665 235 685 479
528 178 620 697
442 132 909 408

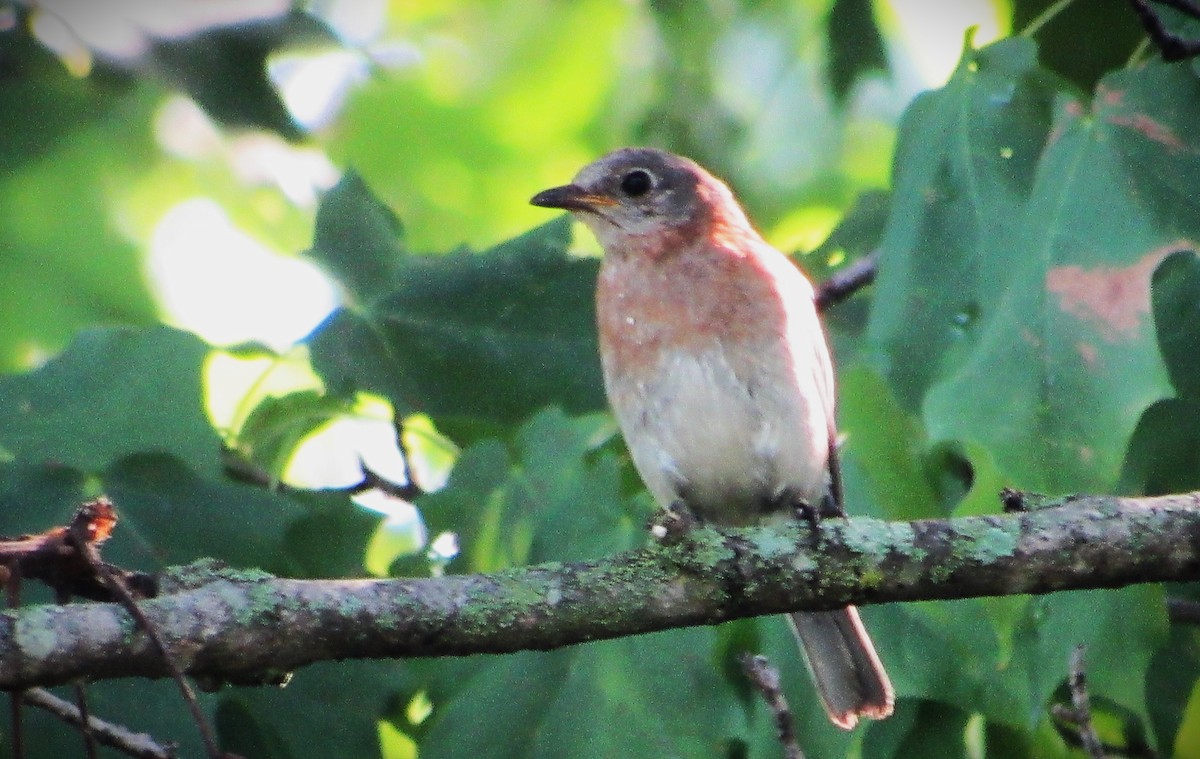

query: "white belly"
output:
606 344 830 525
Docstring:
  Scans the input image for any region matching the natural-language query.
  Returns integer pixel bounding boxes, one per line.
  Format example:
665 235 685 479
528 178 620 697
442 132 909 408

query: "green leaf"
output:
418 408 635 574
0 326 221 474
1158 626 1200 756
412 633 737 759
508 408 637 564
1118 399 1200 495
826 0 889 105
949 442 1029 668
282 492 382 578
868 600 1024 725
1151 249 1200 399
1010 0 1144 92
1176 679 1200 759
839 365 938 521
0 64 158 370
219 661 412 759
863 700 972 759
0 31 134 174
102 453 307 573
1009 587 1167 731
870 39 1183 491
144 10 337 139
948 441 1007 519
309 171 406 305
0 461 88 536
415 438 514 573
328 0 634 252
308 216 605 423
867 38 1061 409
216 697 294 759
0 326 374 577
235 390 353 481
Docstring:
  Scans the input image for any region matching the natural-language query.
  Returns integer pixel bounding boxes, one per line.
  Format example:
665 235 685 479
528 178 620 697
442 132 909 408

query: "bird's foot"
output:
649 499 701 542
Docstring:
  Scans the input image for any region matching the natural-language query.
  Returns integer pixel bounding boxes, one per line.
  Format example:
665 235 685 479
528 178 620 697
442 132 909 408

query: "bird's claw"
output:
649 500 700 541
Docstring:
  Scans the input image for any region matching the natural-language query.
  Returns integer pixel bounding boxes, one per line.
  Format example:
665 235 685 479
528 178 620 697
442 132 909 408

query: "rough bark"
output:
2 491 1198 690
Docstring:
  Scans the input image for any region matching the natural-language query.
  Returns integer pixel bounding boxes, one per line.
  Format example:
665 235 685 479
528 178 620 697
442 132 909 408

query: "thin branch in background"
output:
225 420 427 501
53 581 99 759
1128 0 1200 61
356 451 425 501
739 654 805 759
814 250 878 312
66 505 225 759
22 687 176 759
1063 645 1106 759
351 419 429 500
74 681 98 759
1021 0 1080 37
1126 35 1154 67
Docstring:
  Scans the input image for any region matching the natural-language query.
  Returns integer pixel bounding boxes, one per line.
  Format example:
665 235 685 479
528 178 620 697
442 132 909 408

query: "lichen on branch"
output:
1 491 1199 690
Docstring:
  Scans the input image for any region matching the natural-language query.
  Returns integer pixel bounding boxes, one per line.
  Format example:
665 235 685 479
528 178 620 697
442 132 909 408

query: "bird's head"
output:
531 147 749 255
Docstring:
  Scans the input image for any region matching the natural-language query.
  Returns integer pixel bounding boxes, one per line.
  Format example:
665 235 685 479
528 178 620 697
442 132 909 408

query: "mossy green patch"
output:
159 559 274 594
13 607 64 661
841 517 918 560
954 520 1018 563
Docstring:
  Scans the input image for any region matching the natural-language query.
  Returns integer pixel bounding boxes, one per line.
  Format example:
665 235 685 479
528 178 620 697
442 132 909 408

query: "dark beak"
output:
530 184 617 212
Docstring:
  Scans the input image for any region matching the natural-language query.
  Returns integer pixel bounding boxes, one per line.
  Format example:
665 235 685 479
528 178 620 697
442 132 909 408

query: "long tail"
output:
788 607 894 729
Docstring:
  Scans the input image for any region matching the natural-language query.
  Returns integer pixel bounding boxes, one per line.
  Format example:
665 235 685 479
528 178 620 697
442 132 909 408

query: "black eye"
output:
619 169 653 198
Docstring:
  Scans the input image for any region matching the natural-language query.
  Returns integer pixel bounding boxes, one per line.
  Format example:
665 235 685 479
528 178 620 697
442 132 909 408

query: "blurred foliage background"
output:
4 0 1200 757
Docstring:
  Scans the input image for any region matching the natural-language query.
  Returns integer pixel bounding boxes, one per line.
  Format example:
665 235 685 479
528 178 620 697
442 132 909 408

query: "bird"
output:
530 147 894 729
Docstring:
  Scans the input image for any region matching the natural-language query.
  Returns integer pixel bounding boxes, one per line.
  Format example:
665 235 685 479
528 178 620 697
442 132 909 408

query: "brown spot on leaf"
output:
1046 245 1189 341
1099 86 1124 107
1048 100 1084 146
1107 113 1185 152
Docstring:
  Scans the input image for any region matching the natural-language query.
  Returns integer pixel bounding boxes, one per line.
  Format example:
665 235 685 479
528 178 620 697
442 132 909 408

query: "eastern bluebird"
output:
532 147 894 729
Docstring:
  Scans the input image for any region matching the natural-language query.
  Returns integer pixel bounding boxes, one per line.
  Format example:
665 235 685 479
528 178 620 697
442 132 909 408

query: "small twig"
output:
1021 0 1080 37
22 687 176 759
815 250 877 312
51 579 99 759
739 654 805 759
1128 0 1200 61
225 423 426 500
66 511 225 759
356 459 424 501
74 682 97 759
1066 645 1106 759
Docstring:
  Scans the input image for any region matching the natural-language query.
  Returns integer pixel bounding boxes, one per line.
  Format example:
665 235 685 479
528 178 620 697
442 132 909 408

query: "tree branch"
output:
1 491 1199 689
22 688 175 759
815 249 877 312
